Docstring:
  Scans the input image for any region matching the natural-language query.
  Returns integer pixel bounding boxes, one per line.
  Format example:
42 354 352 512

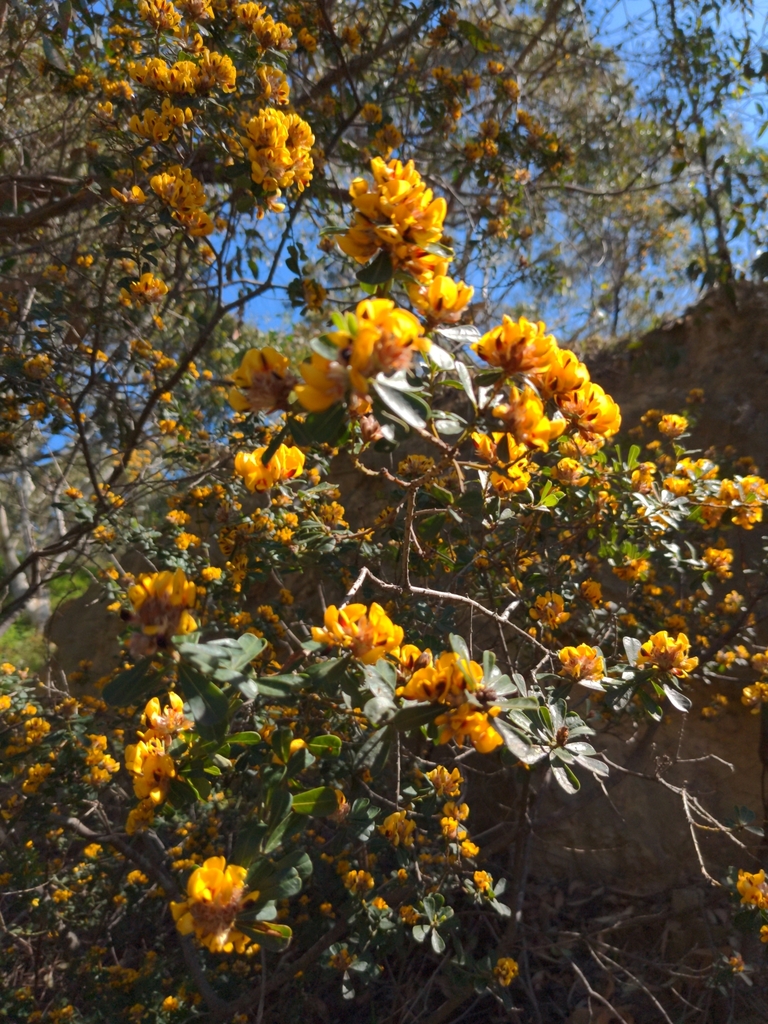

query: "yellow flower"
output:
658 414 688 438
552 457 588 486
293 351 349 412
741 682 768 709
703 546 733 580
312 603 403 664
128 99 193 143
150 165 206 212
138 0 181 31
556 381 621 440
297 26 317 50
124 738 176 804
228 347 296 414
529 592 570 629
170 857 257 953
472 315 555 376
140 692 192 740
440 815 467 841
126 798 157 835
361 102 383 123
22 763 53 794
493 957 519 986
343 869 374 894
399 904 420 924
636 631 698 678
612 556 650 581
236 3 293 50
330 946 356 970
23 354 53 379
434 703 503 754
318 501 348 527
558 644 604 684
443 800 469 820
493 386 565 451
123 272 169 306
460 839 480 857
296 298 428 412
473 870 492 892
84 843 102 859
367 121 402 158
241 108 314 194
378 810 416 847
424 765 463 798
126 568 198 656
737 869 768 908
407 274 474 324
529 347 589 399
399 650 482 704
194 48 237 92
201 566 222 582
233 444 305 491
336 158 447 277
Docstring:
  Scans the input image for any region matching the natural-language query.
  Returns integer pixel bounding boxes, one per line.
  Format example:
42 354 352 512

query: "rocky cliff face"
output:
594 281 768 471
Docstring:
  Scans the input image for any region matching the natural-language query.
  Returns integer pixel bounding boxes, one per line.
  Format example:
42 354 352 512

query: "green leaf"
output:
390 703 442 731
356 249 394 285
493 719 537 762
307 734 342 757
638 689 663 720
372 378 429 430
453 361 476 407
227 731 261 745
623 637 641 667
232 821 269 868
551 763 580 794
274 850 313 881
663 683 692 712
177 663 229 727
102 659 159 706
286 746 316 776
43 36 69 71
166 777 199 809
229 634 266 672
354 725 393 776
237 921 293 951
426 342 454 370
288 403 347 445
253 674 304 699
262 810 302 854
753 251 768 279
457 18 499 51
292 786 339 816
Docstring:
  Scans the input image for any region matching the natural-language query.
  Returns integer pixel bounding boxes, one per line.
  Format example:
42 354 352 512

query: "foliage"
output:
3 0 768 1022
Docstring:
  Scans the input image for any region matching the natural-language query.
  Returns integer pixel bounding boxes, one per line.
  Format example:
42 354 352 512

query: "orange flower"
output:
637 631 698 678
312 603 403 663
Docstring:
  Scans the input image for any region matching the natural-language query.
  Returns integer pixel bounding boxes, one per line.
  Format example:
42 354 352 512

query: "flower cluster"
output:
296 298 429 412
125 568 198 657
233 443 305 491
170 857 257 953
636 631 698 678
312 602 404 663
129 50 236 95
228 347 297 413
240 108 314 196
150 164 213 235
